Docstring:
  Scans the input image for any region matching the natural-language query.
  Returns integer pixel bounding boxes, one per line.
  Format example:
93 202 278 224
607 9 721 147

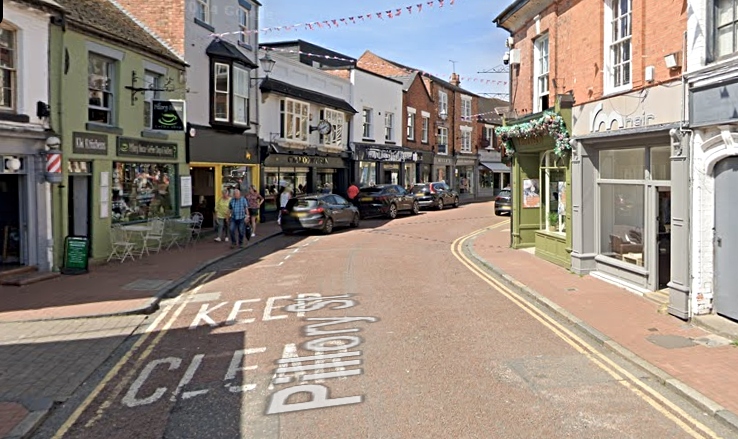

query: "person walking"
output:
214 189 231 242
228 189 250 249
347 182 360 207
277 186 293 225
245 185 264 237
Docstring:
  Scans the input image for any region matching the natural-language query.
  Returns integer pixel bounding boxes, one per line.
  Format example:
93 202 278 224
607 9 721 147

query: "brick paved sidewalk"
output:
469 223 738 427
0 222 282 323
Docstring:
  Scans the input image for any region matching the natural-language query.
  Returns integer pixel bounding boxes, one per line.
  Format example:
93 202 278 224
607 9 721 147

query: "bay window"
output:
211 61 250 126
233 66 248 125
213 63 229 122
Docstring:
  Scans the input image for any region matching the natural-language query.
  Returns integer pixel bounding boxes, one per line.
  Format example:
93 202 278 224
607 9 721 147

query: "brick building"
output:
494 0 688 316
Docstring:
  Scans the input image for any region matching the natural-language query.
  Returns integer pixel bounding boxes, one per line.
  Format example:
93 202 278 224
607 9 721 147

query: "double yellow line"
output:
451 224 721 439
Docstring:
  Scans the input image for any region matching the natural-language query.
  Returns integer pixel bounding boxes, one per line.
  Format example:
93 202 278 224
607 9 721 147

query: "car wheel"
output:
322 218 334 234
437 199 444 211
453 197 460 208
350 213 360 228
411 201 420 215
387 203 398 219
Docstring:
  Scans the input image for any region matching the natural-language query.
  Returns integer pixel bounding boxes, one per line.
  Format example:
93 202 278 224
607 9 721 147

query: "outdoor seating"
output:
107 224 135 263
188 213 204 246
165 218 185 250
139 218 165 256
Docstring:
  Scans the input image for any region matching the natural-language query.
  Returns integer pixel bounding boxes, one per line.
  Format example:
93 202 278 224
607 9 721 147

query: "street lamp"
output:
260 52 276 76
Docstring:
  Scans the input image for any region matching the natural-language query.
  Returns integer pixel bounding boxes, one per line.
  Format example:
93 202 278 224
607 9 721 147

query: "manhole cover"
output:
122 279 172 291
646 334 696 349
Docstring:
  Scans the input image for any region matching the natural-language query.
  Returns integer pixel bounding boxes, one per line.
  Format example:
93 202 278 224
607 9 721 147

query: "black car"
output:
411 182 460 210
281 194 360 235
495 188 512 216
356 184 420 219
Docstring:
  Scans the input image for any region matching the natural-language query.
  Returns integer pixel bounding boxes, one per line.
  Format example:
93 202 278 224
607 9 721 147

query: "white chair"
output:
165 218 183 250
140 219 166 256
107 225 135 263
188 213 204 245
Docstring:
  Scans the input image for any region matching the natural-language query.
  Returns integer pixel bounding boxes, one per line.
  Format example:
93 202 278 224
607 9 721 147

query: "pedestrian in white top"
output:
278 186 293 225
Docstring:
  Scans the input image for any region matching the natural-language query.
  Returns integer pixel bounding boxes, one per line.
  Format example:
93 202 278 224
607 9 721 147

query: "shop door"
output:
655 187 671 290
68 176 91 239
714 157 738 321
0 174 21 266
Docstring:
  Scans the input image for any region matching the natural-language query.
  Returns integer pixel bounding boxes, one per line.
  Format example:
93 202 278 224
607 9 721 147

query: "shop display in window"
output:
112 162 177 223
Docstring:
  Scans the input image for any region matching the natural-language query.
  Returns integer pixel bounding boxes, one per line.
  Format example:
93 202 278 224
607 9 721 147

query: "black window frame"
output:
208 57 252 130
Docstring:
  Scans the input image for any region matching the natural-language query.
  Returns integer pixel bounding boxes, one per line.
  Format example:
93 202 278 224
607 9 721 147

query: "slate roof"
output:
478 97 510 124
55 0 184 66
206 39 257 68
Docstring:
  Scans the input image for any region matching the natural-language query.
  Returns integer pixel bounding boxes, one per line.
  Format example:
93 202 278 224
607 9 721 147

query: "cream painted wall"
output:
350 69 403 146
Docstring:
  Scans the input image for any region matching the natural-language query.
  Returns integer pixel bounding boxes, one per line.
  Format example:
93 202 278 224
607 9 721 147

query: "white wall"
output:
350 69 404 146
260 51 352 150
4 3 50 128
184 0 258 127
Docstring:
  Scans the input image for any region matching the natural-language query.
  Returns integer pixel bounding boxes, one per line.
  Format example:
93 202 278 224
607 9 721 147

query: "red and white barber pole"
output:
44 136 64 184
46 151 62 174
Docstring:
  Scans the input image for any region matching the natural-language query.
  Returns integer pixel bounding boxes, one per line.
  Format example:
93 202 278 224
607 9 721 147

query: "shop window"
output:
650 146 671 180
362 108 373 139
600 147 645 179
437 127 448 155
0 26 16 111
359 161 376 187
143 71 162 128
600 183 645 266
280 98 309 142
540 151 566 234
111 162 177 223
320 108 344 147
605 0 632 92
88 53 116 125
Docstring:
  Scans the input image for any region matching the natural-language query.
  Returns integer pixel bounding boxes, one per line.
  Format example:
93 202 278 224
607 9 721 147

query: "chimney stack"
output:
450 72 461 86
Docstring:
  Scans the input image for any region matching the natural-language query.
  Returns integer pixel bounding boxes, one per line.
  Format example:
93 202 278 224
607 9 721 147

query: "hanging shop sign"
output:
151 100 186 131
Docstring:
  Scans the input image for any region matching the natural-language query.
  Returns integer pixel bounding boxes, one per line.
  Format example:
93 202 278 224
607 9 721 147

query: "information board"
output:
62 236 89 275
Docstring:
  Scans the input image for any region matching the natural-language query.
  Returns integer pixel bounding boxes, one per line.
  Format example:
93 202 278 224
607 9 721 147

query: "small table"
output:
120 224 152 256
621 252 643 266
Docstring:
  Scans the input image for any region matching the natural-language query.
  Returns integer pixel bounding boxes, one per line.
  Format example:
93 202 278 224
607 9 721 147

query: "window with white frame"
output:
0 27 16 111
407 108 416 140
437 127 448 154
714 0 738 59
461 96 472 121
421 115 429 142
196 0 210 23
88 53 115 125
238 7 250 44
362 108 373 138
534 35 550 112
213 62 229 122
438 91 448 117
143 71 162 128
233 65 249 125
460 127 472 153
484 126 494 149
320 108 344 146
385 112 395 141
280 98 309 141
605 0 632 91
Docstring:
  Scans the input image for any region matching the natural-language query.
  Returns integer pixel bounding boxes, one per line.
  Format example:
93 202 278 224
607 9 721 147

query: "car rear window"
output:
286 198 318 210
411 185 430 194
359 187 384 194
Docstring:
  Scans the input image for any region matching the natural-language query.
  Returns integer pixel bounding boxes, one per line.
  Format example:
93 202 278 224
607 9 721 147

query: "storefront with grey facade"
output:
569 85 689 318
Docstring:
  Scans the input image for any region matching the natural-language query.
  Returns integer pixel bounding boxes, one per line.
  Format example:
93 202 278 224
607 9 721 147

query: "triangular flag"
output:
377 12 383 19
349 16 355 23
332 19 338 26
439 0 444 6
417 3 423 12
387 10 393 18
323 21 331 28
396 8 402 16
427 1 433 7
407 6 413 13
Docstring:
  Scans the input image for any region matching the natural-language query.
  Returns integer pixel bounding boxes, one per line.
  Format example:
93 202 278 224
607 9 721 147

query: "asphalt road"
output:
34 202 736 439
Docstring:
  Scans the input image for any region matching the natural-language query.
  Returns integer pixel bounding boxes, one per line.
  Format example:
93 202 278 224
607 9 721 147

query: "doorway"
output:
191 166 215 229
656 187 671 290
714 157 738 321
68 175 92 243
0 174 21 266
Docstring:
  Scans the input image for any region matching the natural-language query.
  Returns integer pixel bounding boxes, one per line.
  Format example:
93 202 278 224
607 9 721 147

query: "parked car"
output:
280 193 360 235
495 187 512 216
356 184 420 219
410 182 460 210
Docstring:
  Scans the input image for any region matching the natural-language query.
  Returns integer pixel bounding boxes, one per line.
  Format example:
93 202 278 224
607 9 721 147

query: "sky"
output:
256 0 513 99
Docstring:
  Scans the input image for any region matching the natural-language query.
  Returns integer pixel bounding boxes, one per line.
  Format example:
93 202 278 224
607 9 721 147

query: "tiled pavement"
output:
0 221 283 323
467 221 738 432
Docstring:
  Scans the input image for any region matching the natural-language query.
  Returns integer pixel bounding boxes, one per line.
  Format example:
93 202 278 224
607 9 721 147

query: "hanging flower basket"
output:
495 111 572 157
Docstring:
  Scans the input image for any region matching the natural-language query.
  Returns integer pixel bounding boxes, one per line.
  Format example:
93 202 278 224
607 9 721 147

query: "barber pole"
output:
46 151 61 174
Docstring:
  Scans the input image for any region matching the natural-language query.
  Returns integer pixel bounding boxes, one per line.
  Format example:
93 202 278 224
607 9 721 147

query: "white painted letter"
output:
122 357 181 407
263 296 291 321
303 336 362 352
284 299 357 313
296 293 321 317
226 299 260 325
266 384 362 414
171 354 207 401
224 347 267 393
189 302 228 329
303 316 378 337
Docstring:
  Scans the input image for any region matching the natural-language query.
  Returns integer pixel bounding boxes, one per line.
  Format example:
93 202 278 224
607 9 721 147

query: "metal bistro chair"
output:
107 224 136 263
165 218 185 250
140 218 166 256
188 212 204 246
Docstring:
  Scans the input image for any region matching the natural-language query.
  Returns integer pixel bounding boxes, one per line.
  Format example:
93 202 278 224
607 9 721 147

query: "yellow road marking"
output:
53 271 215 438
450 228 721 439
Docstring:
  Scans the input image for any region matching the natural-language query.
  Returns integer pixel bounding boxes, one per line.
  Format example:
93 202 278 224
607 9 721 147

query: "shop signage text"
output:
117 137 178 158
590 102 655 133
365 147 414 162
73 132 108 155
287 156 329 165
152 100 186 131
434 157 454 165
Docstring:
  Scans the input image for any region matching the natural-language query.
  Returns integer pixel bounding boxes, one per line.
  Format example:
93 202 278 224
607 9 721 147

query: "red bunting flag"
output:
387 10 393 18
366 13 372 19
377 12 383 19
427 1 434 8
323 21 331 28
316 22 322 28
349 16 355 23
417 3 423 12
450 0 455 4
396 8 402 16
439 0 444 6
332 19 338 26
307 23 313 30
407 6 413 13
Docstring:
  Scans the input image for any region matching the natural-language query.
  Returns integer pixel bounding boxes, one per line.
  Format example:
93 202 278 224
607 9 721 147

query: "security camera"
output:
502 52 510 65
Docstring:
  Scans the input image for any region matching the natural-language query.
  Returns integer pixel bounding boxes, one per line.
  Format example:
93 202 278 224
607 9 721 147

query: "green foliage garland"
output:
495 112 572 157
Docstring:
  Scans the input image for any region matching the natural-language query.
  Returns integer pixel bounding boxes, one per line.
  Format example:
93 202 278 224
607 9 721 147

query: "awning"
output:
480 162 510 172
205 39 258 68
260 78 358 114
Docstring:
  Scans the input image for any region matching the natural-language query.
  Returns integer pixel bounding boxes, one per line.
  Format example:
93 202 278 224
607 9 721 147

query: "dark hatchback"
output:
356 184 419 219
411 182 460 210
495 188 512 216
281 194 360 234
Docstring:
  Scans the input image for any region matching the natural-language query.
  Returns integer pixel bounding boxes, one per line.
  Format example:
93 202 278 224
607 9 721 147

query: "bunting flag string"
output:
261 46 509 88
212 0 457 38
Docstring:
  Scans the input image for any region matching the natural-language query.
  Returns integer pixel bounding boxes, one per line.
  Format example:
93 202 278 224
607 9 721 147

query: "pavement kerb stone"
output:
3 398 54 439
461 233 738 436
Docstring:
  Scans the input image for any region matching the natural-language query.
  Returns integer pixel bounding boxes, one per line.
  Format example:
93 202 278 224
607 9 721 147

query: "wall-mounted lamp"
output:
251 52 276 85
4 156 21 172
664 52 681 69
